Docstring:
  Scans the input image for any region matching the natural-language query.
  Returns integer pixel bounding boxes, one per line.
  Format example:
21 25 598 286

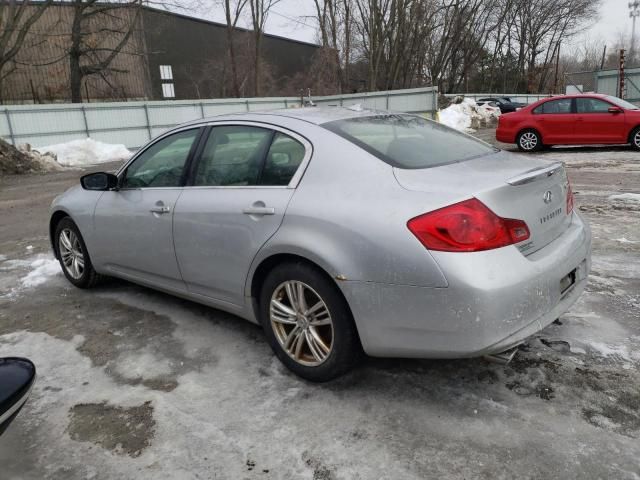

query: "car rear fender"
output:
244 212 450 299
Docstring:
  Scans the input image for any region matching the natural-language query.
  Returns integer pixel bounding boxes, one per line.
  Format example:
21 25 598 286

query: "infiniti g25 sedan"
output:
50 107 591 381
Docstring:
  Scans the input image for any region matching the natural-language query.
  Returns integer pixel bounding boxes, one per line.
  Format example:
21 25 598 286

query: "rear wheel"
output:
630 127 640 151
259 262 361 382
517 129 543 152
54 217 101 289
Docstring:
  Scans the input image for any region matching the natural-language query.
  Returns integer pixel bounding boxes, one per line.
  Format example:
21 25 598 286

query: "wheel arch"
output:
516 126 543 143
49 209 71 259
248 252 358 337
627 124 640 143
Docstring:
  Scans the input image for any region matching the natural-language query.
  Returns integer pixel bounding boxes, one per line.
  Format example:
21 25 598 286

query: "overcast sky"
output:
199 0 636 49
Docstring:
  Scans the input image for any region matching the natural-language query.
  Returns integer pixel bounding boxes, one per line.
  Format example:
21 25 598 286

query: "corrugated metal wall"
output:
0 87 439 149
596 68 640 102
444 93 552 104
314 87 439 113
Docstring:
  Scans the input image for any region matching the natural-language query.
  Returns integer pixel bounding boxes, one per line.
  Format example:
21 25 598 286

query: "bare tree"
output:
218 0 248 97
68 0 143 103
0 0 53 103
248 0 281 96
313 0 353 92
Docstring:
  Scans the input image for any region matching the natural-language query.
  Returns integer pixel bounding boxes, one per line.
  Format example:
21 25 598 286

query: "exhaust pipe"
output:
483 346 520 365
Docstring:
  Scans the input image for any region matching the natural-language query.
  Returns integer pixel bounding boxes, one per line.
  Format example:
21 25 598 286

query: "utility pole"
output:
620 49 626 98
631 1 640 61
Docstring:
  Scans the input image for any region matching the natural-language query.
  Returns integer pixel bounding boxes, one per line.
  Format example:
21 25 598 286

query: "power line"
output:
270 9 317 28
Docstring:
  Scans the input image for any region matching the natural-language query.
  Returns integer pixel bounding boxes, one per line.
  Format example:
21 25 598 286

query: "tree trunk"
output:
69 2 84 103
225 0 241 98
254 33 262 97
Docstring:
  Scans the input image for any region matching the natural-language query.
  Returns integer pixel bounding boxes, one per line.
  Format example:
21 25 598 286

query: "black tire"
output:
259 261 362 382
54 217 101 289
630 127 640 151
516 129 543 152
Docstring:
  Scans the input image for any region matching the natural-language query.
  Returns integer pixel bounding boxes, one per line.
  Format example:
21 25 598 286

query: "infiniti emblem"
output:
543 190 553 204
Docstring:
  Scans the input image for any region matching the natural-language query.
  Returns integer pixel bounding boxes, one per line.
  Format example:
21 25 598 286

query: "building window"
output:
162 83 175 98
159 65 173 80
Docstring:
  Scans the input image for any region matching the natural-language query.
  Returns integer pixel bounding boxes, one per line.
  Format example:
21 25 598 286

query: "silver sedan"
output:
49 107 592 381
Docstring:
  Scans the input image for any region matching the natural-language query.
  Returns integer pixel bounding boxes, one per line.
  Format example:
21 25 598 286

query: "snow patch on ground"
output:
438 98 500 132
616 237 639 244
609 193 640 203
0 255 61 297
20 257 61 287
115 350 173 381
35 138 132 167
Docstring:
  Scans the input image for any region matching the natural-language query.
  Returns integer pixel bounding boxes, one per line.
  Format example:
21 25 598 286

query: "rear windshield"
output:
323 114 496 169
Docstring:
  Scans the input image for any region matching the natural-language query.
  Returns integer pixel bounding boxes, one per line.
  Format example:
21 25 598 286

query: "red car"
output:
496 94 640 152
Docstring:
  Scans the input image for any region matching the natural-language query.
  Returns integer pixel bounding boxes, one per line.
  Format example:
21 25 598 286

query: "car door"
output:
575 97 627 143
92 127 202 291
532 98 575 144
173 123 311 307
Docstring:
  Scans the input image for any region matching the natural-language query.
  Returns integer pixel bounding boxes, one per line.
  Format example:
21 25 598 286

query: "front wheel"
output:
630 127 640 151
517 129 543 152
54 217 101 289
259 262 362 382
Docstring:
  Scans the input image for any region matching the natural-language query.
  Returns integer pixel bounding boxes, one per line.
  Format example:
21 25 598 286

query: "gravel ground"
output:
0 130 639 479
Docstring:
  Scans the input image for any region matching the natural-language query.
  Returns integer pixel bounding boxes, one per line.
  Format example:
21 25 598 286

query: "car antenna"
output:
302 88 315 107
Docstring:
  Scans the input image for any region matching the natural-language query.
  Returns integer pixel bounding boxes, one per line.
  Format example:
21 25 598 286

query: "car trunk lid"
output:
393 151 572 255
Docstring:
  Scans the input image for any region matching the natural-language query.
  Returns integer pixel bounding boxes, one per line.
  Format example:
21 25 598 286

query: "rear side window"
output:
323 114 495 169
259 132 306 186
195 126 273 186
194 126 306 187
533 98 572 114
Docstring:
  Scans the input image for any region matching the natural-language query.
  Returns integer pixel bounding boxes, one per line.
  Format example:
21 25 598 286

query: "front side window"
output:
194 126 273 186
323 114 495 169
122 129 199 188
534 98 572 114
576 98 612 113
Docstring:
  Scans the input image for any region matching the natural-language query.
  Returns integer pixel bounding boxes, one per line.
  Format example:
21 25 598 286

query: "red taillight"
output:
566 180 574 214
407 198 530 252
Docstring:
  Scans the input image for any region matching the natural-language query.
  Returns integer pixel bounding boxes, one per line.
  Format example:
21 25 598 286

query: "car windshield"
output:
323 114 496 169
605 96 639 110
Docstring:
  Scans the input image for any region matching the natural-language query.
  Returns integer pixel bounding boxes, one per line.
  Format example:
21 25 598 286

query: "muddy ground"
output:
0 131 639 479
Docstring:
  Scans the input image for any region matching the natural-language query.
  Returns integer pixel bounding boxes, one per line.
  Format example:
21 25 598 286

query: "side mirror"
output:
0 358 36 436
608 106 623 114
80 172 118 191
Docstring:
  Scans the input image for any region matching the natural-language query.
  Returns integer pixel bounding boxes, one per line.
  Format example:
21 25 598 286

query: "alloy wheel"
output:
58 228 85 280
634 130 640 149
270 280 334 366
520 132 538 151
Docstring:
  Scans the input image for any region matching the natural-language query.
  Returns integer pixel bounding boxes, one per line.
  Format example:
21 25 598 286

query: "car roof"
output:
180 106 392 129
539 93 609 100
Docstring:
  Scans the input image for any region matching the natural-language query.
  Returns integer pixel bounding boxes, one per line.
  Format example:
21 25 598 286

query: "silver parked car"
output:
49 107 591 381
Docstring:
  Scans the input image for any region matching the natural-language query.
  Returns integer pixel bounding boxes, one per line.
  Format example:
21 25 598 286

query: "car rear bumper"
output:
340 212 591 358
496 127 516 144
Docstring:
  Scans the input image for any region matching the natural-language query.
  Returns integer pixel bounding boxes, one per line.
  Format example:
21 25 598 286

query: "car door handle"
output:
242 207 275 215
150 206 171 214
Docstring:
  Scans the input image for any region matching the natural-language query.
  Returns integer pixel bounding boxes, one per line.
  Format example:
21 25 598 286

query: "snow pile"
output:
609 193 640 203
21 257 61 287
438 98 500 133
35 138 132 167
